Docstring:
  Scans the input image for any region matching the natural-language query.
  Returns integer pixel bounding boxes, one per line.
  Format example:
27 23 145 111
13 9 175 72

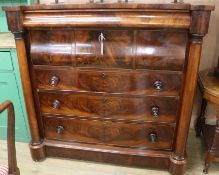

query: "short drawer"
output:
44 116 175 150
39 92 179 123
0 52 13 71
74 30 133 68
135 30 188 71
30 29 133 68
35 68 182 96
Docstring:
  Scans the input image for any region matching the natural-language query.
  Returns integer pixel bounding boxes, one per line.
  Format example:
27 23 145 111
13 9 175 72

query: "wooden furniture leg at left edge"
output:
5 10 46 161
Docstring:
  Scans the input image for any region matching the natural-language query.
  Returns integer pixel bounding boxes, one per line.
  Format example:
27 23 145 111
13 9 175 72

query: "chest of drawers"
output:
3 2 214 175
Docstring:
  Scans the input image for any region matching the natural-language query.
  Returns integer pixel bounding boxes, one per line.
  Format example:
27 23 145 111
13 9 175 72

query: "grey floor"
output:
0 130 219 175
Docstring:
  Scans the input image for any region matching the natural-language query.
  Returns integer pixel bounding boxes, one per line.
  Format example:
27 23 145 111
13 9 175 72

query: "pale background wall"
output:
34 0 219 127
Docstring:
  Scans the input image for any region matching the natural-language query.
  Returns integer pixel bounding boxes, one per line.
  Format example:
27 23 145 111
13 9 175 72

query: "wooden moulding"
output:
22 11 191 29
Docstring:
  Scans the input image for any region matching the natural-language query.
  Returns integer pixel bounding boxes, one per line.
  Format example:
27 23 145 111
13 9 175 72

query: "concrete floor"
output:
0 130 219 175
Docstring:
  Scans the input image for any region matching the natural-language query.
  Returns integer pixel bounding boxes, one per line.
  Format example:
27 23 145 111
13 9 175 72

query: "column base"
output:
169 154 187 175
29 141 46 161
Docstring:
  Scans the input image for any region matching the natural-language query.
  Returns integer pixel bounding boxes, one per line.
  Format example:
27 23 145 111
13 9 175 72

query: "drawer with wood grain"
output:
34 68 183 96
135 30 188 71
38 92 179 123
43 115 175 150
30 29 187 71
30 29 133 68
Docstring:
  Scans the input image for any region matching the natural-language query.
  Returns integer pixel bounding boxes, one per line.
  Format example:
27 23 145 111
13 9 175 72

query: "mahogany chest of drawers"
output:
3 2 214 175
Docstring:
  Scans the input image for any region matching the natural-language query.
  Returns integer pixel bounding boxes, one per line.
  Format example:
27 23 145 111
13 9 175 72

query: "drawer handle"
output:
52 100 61 109
50 76 60 87
151 106 159 117
149 133 157 143
154 80 162 91
56 125 64 134
98 32 105 56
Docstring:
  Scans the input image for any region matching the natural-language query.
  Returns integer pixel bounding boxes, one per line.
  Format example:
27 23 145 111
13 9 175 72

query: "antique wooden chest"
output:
3 1 214 174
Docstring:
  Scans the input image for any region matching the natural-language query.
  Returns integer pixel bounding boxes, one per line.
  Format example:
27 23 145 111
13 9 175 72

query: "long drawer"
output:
39 92 179 123
43 116 175 150
34 68 182 96
30 29 187 71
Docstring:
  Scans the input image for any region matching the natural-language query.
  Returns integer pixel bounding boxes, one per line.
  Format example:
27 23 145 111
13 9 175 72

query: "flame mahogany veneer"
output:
3 2 214 175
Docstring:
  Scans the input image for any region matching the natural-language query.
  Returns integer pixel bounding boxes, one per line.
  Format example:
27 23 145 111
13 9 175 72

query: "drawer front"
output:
39 92 178 123
30 29 133 68
30 29 187 70
30 30 73 66
44 116 175 150
136 30 187 71
0 52 13 71
75 30 133 68
35 68 182 96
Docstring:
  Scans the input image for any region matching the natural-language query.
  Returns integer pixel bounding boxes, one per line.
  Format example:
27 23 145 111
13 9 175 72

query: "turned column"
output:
169 10 212 175
4 8 45 160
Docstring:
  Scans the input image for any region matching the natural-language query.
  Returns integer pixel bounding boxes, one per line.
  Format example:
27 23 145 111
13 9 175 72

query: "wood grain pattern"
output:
136 30 188 71
39 92 179 123
30 30 73 66
3 2 214 175
30 29 187 70
75 30 133 68
34 67 183 96
43 115 175 150
22 11 191 29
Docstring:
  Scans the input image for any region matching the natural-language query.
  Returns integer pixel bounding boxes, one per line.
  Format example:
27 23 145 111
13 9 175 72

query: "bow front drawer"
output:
39 92 179 123
34 68 182 96
30 29 187 71
43 116 175 150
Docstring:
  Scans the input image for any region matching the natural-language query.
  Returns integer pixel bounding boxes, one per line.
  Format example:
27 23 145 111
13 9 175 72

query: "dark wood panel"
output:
135 30 188 71
45 140 170 170
30 30 73 65
22 10 191 29
34 67 182 96
75 30 133 68
39 92 179 123
44 116 175 150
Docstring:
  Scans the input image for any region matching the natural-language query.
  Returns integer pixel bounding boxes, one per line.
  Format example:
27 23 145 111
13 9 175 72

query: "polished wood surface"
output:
44 115 175 150
3 2 215 11
199 69 219 105
195 68 219 174
0 101 20 175
30 29 187 70
35 67 182 96
4 2 214 175
135 30 187 71
39 92 179 123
